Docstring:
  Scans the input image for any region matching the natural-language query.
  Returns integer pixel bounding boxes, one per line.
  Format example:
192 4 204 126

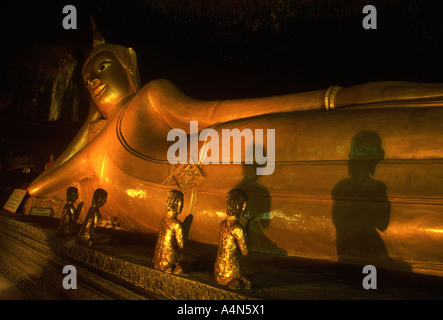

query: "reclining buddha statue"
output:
28 19 443 274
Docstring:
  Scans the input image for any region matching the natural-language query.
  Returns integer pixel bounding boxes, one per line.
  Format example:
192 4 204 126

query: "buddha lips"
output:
167 121 276 176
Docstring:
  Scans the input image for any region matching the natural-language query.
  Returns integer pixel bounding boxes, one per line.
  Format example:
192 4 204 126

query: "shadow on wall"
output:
235 144 287 256
331 130 411 271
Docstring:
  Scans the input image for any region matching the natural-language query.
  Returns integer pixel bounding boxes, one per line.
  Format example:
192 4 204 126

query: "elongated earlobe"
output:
126 48 137 70
126 47 140 92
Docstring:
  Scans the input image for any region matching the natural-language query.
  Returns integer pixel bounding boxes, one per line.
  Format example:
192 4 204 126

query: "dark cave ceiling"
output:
1 0 443 98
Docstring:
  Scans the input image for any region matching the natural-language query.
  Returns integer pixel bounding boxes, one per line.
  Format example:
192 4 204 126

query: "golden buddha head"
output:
165 190 184 216
226 189 248 219
82 18 141 119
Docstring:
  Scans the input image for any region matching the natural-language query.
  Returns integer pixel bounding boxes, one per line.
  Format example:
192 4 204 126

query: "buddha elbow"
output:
27 182 41 196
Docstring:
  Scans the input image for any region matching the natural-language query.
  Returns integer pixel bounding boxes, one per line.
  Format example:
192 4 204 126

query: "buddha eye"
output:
85 79 90 87
98 61 111 72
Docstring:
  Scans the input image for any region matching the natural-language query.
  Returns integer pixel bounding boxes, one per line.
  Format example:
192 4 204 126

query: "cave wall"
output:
1 0 442 118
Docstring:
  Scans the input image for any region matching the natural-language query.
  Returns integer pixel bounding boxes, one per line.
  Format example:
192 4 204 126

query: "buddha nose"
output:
89 78 100 89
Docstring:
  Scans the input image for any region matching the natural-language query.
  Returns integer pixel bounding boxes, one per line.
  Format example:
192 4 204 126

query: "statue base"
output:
1 211 443 300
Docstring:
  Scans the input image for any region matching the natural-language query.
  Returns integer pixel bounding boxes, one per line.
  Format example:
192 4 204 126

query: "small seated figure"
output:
45 153 55 170
214 189 251 290
153 190 186 274
58 187 83 236
77 188 108 246
100 216 120 229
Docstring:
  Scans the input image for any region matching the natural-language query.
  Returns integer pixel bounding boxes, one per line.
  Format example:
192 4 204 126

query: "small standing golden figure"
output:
58 187 83 236
77 188 108 246
214 189 251 290
153 190 185 275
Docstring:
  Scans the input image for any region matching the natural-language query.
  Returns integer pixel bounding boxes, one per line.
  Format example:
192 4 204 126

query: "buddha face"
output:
82 51 134 118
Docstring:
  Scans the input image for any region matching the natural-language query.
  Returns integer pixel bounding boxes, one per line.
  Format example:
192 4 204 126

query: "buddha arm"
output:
148 79 443 131
28 138 101 197
146 78 328 130
334 81 443 109
37 102 102 180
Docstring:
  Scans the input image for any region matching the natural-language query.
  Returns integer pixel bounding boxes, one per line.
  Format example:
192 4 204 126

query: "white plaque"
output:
3 189 27 213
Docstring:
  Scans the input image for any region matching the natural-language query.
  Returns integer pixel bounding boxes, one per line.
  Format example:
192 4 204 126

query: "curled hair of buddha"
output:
165 190 184 212
226 189 248 217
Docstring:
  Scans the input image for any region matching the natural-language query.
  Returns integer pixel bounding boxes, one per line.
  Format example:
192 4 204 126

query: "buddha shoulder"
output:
125 78 197 130
134 78 187 108
121 79 181 128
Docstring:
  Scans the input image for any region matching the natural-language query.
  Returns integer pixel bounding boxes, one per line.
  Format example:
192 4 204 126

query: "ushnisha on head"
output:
226 189 248 219
81 17 141 119
92 188 108 208
165 190 184 217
